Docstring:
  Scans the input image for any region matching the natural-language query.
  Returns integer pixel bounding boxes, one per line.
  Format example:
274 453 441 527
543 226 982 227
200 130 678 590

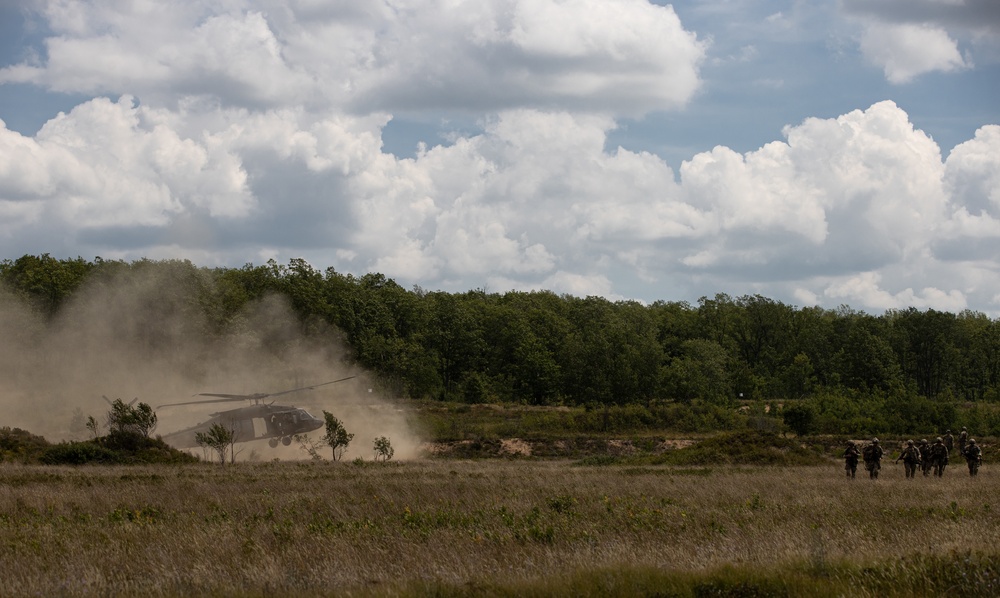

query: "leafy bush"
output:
39 435 197 465
40 441 119 465
782 402 815 436
0 427 51 463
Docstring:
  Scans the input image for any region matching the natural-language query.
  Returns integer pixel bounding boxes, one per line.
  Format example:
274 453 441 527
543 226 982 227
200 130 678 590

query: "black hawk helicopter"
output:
158 377 354 449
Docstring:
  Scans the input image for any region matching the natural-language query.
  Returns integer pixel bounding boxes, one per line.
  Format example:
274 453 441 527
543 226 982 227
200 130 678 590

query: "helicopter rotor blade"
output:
191 376 357 401
194 393 259 400
158 396 251 409
263 376 356 398
159 376 356 409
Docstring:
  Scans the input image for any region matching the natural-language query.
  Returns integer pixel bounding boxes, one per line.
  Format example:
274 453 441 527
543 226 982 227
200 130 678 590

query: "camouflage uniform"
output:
918 439 932 476
844 441 861 479
944 431 954 454
958 427 969 454
862 439 884 479
963 439 982 477
929 438 949 477
896 440 921 479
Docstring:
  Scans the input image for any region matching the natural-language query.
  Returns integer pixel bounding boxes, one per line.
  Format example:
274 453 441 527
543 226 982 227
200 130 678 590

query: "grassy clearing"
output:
1 459 998 596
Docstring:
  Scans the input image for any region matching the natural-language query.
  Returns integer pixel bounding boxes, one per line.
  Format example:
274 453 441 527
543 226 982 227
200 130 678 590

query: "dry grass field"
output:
2 458 999 597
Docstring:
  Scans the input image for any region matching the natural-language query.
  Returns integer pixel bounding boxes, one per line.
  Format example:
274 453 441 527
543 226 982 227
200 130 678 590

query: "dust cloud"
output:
0 265 422 461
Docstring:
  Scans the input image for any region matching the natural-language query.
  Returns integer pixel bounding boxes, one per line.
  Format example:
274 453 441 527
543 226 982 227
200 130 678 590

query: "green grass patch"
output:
574 430 826 467
395 551 1000 597
657 429 825 466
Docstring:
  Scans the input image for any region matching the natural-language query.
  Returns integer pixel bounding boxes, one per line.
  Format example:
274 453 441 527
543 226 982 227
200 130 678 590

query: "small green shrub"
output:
38 435 197 465
40 441 119 465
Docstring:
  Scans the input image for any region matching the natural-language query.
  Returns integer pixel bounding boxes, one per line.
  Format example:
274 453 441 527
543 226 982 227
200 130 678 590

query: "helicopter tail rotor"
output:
103 395 138 407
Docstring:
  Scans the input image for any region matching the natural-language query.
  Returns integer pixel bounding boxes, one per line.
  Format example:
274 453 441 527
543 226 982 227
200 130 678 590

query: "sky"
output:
1 0 999 316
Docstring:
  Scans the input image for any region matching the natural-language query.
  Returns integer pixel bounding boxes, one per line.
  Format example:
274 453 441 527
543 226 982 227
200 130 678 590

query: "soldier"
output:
944 430 954 453
862 438 884 479
844 440 861 479
963 438 982 477
929 437 949 477
918 438 932 476
959 427 969 454
895 439 921 479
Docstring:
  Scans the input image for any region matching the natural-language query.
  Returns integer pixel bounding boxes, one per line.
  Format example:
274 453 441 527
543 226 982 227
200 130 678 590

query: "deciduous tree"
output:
196 423 235 465
373 436 394 462
322 412 354 461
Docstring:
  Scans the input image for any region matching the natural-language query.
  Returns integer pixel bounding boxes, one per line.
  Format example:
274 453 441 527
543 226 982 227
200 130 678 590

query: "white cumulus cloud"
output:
859 22 968 83
1 0 705 116
1 1 999 315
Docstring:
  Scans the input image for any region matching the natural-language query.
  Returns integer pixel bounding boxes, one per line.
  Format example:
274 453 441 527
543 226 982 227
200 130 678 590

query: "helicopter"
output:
158 377 354 449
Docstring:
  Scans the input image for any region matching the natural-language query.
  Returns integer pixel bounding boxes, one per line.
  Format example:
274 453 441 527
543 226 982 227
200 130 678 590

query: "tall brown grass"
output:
0 459 997 596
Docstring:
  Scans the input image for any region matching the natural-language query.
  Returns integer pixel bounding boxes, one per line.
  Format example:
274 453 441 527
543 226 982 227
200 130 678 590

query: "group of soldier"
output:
843 427 983 480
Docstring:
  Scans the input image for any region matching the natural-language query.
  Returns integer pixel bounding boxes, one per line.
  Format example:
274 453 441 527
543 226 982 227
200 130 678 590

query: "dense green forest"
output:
3 254 1000 436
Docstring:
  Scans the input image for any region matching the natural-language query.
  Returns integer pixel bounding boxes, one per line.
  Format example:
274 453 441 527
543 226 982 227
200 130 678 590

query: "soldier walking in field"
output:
862 438 883 479
895 440 921 479
844 441 861 479
944 430 954 454
959 427 969 454
929 437 949 477
963 438 982 477
918 439 932 476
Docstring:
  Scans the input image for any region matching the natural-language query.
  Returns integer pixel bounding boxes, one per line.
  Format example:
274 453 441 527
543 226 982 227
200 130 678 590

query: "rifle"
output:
896 447 919 465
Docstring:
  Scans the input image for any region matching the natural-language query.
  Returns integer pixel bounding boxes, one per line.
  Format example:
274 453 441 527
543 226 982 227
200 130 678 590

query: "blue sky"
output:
1 0 999 315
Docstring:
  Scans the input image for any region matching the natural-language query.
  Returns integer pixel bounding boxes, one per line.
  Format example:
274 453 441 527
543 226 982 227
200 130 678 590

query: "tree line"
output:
4 254 1000 436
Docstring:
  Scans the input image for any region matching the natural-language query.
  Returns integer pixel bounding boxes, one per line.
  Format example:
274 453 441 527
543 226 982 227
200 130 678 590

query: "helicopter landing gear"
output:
281 436 292 446
268 438 279 448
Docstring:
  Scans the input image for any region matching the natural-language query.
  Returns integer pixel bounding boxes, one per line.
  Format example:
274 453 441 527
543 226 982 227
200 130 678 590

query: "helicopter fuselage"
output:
161 403 323 449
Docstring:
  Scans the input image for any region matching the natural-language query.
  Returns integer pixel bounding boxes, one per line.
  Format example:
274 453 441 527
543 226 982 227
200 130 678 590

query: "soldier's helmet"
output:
921 439 928 444
963 427 968 431
872 438 879 444
907 440 914 445
946 430 952 434
936 437 943 443
970 439 977 444
847 440 855 446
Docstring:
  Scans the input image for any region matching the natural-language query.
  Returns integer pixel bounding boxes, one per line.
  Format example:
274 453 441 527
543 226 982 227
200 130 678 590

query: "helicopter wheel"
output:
268 438 279 448
281 436 292 446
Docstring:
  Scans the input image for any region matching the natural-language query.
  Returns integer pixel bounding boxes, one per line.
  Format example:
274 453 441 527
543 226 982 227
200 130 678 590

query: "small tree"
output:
294 434 325 461
131 403 158 438
196 423 235 465
322 411 354 461
106 399 132 435
85 416 100 440
373 436 394 463
105 398 157 438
